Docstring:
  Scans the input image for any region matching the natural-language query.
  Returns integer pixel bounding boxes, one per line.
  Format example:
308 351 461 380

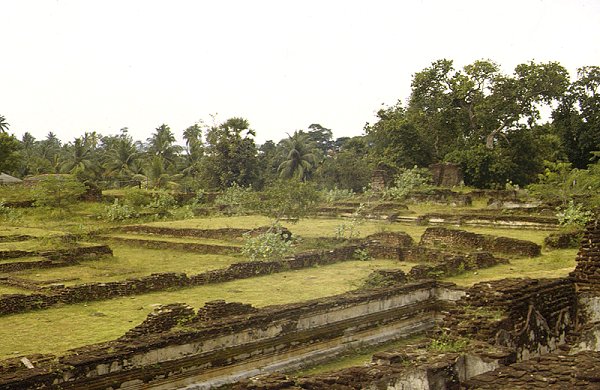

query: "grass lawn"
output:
104 233 243 246
0 285 31 295
0 226 66 238
443 248 577 286
0 259 405 359
8 244 243 286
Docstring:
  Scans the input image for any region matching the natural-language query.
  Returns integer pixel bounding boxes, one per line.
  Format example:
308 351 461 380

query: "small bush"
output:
122 188 154 208
335 203 367 239
32 175 86 208
146 190 177 216
242 225 294 261
103 199 138 221
383 167 432 200
428 332 469 352
353 248 371 261
215 183 258 215
556 200 593 228
325 187 355 203
0 201 23 222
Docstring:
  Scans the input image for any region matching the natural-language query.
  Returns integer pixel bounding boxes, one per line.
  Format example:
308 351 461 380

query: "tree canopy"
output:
1 58 598 192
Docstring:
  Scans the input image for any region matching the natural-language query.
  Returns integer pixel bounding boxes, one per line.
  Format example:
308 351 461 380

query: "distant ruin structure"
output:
429 162 463 187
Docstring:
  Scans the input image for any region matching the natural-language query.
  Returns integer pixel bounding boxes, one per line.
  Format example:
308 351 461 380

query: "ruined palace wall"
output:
419 226 541 257
0 245 364 316
0 281 459 389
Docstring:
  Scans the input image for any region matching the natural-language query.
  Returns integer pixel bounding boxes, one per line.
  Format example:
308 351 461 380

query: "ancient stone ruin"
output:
429 162 464 187
0 221 599 388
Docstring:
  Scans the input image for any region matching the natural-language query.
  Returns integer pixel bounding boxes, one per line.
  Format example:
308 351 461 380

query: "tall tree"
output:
277 131 320 181
316 136 372 191
553 66 600 168
0 132 20 174
307 123 333 155
364 102 434 170
369 58 570 187
0 115 10 133
181 123 205 187
37 132 63 173
101 129 142 183
60 136 99 182
201 117 259 189
146 124 182 171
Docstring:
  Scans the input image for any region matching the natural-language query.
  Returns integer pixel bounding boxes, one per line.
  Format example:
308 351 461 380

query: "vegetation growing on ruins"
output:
0 58 597 385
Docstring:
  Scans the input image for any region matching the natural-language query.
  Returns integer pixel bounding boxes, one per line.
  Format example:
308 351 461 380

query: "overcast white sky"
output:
1 0 599 145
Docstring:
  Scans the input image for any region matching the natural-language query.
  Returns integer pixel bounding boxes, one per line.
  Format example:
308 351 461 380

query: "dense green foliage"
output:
0 59 597 203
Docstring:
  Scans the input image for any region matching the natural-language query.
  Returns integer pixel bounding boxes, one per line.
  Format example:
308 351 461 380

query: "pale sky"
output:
1 0 599 145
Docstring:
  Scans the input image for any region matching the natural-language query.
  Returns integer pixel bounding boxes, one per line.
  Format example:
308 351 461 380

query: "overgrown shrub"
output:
556 200 593 228
32 175 86 208
325 187 355 203
242 225 294 261
383 166 432 200
146 190 177 217
257 180 321 221
214 183 258 215
122 188 154 208
0 201 23 222
103 199 138 221
335 203 367 239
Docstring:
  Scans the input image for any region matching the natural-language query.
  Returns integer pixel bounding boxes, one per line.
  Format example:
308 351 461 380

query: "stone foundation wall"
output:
405 189 472 206
464 351 600 389
115 225 283 240
420 226 541 257
417 212 558 229
0 281 459 389
103 235 239 254
0 245 113 273
0 245 364 316
443 277 578 360
571 219 600 293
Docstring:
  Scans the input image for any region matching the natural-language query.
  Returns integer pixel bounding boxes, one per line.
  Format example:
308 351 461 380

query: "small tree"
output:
383 166 432 200
257 179 321 222
32 175 86 209
241 224 294 261
241 180 321 262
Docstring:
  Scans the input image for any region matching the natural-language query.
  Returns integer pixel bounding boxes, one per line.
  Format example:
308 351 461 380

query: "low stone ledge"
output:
544 230 582 249
464 351 600 389
0 244 370 316
116 225 287 240
417 212 558 229
420 227 541 257
0 280 445 389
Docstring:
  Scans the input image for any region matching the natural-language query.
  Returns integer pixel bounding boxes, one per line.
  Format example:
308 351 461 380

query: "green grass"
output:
0 226 65 238
442 248 577 286
406 197 489 215
294 334 425 376
0 285 31 295
0 259 404 359
8 244 243 286
146 215 273 230
0 200 583 368
0 256 47 265
105 233 242 246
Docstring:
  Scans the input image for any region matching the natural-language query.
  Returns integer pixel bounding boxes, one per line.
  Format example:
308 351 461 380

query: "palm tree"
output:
60 137 99 182
277 131 320 181
102 132 142 184
182 124 204 184
146 124 183 170
0 115 10 133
